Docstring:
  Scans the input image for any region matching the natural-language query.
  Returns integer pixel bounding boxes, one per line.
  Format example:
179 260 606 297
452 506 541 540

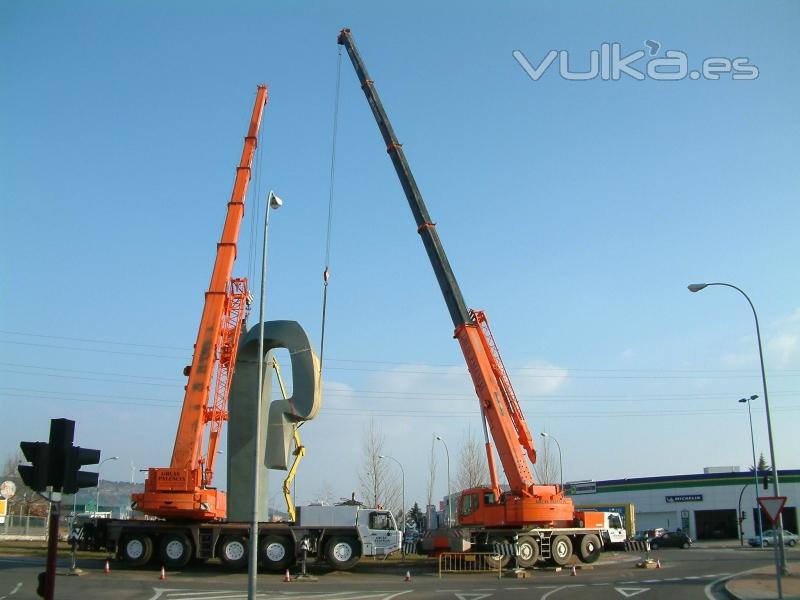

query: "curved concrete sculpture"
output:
227 320 320 521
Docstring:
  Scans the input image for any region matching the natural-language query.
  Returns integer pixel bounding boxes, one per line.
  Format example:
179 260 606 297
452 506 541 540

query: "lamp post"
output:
688 282 787 587
379 455 405 538
540 432 563 489
95 456 119 514
435 436 451 527
739 395 764 545
249 190 283 600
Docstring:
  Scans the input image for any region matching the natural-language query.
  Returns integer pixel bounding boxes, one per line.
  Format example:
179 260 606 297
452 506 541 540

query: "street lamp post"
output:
739 395 764 545
435 436 451 527
249 190 283 600
95 456 119 514
379 455 405 539
540 432 563 489
689 282 787 589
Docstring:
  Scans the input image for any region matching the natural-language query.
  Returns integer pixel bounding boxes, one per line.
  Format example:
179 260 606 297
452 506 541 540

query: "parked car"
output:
748 529 799 547
632 528 665 542
650 530 692 549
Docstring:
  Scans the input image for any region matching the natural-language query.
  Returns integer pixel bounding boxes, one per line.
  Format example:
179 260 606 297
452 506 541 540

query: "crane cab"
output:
458 486 577 529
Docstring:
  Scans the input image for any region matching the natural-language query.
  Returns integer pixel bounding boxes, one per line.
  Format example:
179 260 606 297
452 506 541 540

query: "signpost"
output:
757 496 787 599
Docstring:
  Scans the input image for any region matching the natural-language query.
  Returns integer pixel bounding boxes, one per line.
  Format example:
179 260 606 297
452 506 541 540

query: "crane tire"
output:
159 532 193 569
259 535 294 571
516 535 540 568
325 536 360 570
550 535 573 566
120 532 153 567
578 534 601 563
219 535 249 570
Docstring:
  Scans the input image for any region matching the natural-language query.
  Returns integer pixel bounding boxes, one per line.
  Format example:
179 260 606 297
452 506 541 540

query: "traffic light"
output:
19 419 101 494
18 441 50 492
62 445 101 494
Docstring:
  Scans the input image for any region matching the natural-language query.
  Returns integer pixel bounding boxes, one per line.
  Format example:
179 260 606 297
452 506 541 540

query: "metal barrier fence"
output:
1 514 48 538
438 552 504 578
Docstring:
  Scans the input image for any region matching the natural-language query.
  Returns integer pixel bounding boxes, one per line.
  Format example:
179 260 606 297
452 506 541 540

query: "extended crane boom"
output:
132 85 269 520
338 30 574 527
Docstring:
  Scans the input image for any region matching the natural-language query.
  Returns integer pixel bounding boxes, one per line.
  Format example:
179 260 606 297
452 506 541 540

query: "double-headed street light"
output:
739 395 764 544
249 190 284 600
95 456 119 513
540 432 563 489
435 436 452 526
688 282 787 583
379 455 405 538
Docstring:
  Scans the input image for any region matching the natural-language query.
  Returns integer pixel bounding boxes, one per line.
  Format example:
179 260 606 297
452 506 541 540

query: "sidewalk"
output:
726 564 799 600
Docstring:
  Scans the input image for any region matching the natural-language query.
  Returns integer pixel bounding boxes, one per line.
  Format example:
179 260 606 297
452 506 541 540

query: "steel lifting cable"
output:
319 45 343 374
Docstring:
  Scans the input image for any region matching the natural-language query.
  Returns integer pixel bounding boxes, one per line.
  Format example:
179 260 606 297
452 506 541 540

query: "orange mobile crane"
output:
131 85 269 521
339 30 626 566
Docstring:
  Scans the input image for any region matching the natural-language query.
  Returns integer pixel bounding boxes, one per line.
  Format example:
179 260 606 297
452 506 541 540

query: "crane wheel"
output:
219 535 249 570
485 539 512 569
325 536 361 570
120 533 153 567
259 535 294 571
550 535 573 566
516 535 540 568
578 534 601 563
159 532 193 569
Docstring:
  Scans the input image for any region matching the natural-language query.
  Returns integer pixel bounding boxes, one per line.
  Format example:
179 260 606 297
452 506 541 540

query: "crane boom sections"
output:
134 85 269 520
337 30 539 498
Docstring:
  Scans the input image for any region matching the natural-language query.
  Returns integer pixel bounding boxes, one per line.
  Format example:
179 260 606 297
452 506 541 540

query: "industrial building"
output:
567 467 799 542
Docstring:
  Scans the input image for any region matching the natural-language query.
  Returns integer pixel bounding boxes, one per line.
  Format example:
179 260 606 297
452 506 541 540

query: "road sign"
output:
758 496 787 523
0 480 16 499
0 498 7 523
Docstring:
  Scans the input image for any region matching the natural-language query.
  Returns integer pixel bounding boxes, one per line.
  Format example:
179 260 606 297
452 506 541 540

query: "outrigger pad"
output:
227 320 321 521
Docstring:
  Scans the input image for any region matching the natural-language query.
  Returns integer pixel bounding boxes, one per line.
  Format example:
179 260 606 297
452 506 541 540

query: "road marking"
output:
614 588 649 598
0 582 23 600
703 566 764 600
147 590 410 600
541 585 583 600
454 594 492 600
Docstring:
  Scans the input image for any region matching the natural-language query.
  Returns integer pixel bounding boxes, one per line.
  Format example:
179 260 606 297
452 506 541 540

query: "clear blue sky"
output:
2 1 798 514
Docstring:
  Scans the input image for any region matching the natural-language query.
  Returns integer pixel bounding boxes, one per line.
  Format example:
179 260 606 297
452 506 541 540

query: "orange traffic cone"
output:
404 570 411 582
104 560 110 574
571 565 577 576
159 566 166 580
284 569 291 583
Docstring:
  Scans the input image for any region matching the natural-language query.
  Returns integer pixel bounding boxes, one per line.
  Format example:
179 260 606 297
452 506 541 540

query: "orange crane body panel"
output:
132 85 268 521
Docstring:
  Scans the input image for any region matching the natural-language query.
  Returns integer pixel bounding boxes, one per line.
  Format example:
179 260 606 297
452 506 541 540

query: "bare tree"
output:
315 481 335 505
456 427 489 492
532 433 559 485
357 419 400 512
426 436 438 511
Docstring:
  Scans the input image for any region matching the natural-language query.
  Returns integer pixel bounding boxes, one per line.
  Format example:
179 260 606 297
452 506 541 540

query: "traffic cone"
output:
284 569 291 583
656 559 661 569
104 560 110 574
571 565 577 576
404 570 411 582
159 566 166 580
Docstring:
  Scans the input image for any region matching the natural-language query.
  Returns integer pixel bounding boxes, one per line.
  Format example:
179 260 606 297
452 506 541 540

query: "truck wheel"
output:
485 539 512 569
516 535 540 568
120 533 153 567
550 535 573 566
219 535 248 570
326 536 360 570
578 534 601 563
159 532 192 569
259 535 293 571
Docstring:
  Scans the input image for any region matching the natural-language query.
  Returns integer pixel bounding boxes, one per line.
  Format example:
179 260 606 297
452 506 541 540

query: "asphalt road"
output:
0 547 792 600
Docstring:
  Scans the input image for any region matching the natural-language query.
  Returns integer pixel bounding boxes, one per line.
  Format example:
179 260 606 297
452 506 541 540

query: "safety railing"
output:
438 552 504 578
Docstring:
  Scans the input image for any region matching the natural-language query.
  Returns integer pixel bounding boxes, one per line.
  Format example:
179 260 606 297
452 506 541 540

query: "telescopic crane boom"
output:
338 30 574 527
132 85 269 520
